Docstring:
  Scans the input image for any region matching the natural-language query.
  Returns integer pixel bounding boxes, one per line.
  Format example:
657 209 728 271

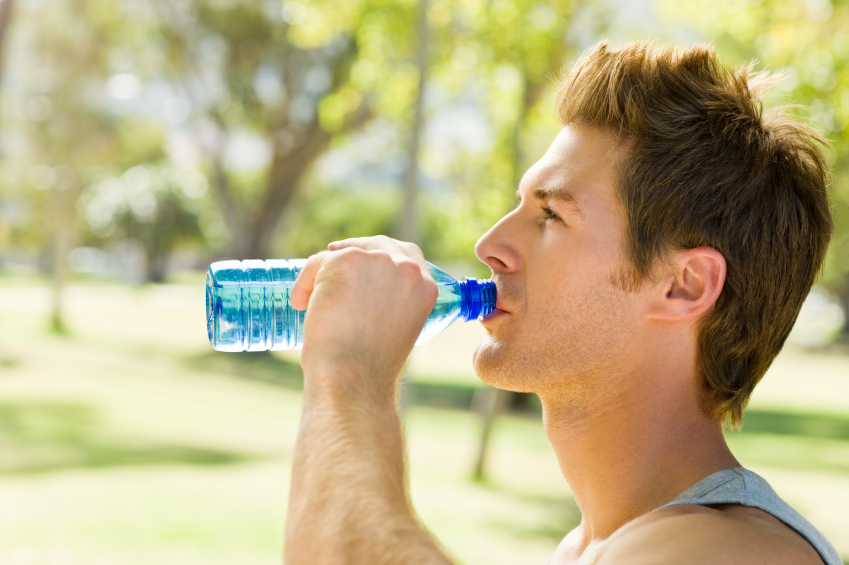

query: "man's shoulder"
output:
594 503 825 565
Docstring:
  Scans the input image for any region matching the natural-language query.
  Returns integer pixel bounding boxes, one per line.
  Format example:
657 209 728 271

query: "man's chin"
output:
472 336 537 394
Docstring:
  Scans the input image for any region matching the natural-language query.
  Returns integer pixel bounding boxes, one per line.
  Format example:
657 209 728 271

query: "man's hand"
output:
284 236 451 565
290 235 438 405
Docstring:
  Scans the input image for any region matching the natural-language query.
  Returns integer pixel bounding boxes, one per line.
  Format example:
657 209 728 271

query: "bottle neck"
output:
459 278 496 321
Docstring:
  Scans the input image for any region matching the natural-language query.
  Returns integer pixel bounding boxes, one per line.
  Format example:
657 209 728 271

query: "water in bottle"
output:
206 259 496 352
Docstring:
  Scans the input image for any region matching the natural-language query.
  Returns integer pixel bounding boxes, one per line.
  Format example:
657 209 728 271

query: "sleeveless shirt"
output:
577 467 841 565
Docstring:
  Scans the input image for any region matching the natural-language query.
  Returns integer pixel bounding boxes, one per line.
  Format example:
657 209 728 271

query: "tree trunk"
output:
0 0 16 84
50 187 75 333
220 101 372 260
394 0 428 245
471 386 511 481
145 246 169 283
839 272 849 335
244 126 334 259
471 33 575 481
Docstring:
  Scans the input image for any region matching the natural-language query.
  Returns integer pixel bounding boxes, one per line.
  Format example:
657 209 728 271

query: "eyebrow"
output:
516 185 585 216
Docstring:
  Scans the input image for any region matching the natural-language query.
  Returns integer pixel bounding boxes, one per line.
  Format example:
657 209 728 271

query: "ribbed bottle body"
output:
207 259 307 352
206 259 494 352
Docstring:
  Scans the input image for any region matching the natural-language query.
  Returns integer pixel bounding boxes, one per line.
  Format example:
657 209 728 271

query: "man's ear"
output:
649 247 726 321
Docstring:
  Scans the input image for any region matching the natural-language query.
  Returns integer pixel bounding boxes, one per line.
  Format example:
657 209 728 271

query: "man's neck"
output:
539 356 739 548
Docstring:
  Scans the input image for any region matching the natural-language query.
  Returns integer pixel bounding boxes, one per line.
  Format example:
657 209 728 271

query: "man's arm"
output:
283 237 453 565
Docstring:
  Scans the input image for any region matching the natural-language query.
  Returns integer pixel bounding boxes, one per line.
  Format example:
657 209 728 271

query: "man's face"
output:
473 126 650 402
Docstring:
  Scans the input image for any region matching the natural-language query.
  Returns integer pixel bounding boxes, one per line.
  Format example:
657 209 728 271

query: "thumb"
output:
290 252 329 311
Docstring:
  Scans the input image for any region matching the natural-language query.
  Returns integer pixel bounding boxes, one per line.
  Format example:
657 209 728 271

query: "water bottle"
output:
206 259 496 352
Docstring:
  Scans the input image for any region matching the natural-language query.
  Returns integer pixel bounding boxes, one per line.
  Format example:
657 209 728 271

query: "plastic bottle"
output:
206 259 497 352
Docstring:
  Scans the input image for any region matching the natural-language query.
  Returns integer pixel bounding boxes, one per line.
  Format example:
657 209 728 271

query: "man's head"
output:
473 41 833 427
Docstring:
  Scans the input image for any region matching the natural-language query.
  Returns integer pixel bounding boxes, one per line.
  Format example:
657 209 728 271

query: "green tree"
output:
416 0 578 261
152 0 443 258
78 162 208 282
411 0 586 480
13 0 159 329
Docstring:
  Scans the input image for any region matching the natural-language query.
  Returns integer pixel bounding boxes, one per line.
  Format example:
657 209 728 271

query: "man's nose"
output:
475 213 521 274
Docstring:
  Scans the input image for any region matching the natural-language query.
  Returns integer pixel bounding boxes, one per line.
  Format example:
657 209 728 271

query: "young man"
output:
283 41 841 564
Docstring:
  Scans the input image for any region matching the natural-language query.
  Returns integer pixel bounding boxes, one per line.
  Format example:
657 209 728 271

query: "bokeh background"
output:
1 0 848 563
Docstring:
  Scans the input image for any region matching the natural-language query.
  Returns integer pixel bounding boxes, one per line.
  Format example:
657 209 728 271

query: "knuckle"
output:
397 259 422 279
334 246 367 265
400 241 424 258
372 250 394 265
397 261 433 300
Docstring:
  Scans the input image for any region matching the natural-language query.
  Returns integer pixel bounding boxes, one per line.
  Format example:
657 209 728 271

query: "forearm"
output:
284 376 452 565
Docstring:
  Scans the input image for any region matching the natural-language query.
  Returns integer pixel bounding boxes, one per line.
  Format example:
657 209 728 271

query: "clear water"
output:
206 259 493 352
207 259 306 352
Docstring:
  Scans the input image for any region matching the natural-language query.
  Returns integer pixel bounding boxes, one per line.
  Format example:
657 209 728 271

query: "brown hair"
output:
555 41 833 427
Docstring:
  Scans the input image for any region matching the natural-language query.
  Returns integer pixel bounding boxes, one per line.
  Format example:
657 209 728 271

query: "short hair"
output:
555 40 833 427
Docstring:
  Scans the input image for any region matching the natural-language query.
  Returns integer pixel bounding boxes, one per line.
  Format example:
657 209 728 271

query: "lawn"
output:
0 280 847 564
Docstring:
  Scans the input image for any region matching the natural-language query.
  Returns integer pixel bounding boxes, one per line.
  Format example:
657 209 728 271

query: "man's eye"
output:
541 206 562 223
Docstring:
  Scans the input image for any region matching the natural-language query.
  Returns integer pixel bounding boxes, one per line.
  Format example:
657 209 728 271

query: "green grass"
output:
0 281 848 564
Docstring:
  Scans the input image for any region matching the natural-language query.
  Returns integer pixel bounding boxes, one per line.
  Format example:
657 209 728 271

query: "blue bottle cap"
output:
460 278 497 321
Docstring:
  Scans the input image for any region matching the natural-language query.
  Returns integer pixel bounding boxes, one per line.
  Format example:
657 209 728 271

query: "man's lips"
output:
480 307 508 326
483 280 513 321
481 295 512 323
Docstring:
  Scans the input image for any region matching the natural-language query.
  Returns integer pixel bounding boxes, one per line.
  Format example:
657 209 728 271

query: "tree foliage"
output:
279 0 579 264
6 0 589 282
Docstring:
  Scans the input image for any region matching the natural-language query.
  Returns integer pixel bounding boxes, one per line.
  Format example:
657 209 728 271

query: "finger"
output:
328 235 395 252
397 240 426 262
330 236 425 263
329 237 432 287
290 252 329 311
329 237 409 268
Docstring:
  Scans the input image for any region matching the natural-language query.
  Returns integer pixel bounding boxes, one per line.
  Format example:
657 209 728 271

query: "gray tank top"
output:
658 467 840 564
578 467 841 565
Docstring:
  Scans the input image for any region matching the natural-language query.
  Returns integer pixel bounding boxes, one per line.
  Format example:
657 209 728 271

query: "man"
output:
283 41 841 564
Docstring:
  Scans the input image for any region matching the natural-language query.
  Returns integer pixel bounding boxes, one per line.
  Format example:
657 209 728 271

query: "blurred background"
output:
0 0 848 563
